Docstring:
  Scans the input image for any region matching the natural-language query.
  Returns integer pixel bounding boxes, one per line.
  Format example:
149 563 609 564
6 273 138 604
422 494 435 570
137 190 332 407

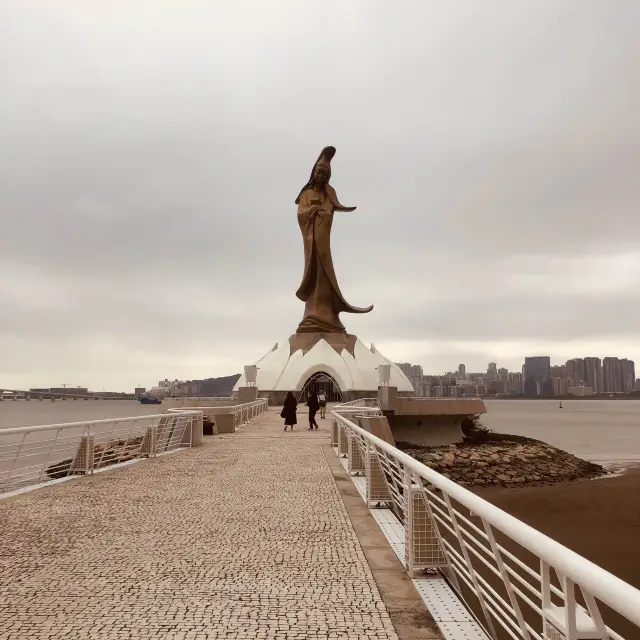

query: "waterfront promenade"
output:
0 408 436 639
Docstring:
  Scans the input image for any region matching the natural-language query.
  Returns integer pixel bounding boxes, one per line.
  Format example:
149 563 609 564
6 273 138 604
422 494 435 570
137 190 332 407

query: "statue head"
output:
295 146 335 203
295 146 356 212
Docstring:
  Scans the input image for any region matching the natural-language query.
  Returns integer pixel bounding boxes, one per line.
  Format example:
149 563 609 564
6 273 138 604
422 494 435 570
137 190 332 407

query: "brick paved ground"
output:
0 408 398 639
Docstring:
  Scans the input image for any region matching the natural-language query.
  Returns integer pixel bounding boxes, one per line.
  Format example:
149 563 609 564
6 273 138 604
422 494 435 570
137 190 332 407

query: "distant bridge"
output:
0 389 134 401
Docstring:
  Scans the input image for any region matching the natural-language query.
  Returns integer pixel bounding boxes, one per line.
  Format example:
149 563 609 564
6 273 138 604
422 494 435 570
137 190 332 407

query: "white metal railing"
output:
331 406 640 640
167 398 269 430
334 398 381 408
229 398 269 427
162 396 235 406
0 411 201 495
408 396 480 401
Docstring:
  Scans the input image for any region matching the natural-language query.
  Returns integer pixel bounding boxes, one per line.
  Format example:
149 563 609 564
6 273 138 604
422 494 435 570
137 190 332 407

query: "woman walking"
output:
306 392 320 430
282 391 297 431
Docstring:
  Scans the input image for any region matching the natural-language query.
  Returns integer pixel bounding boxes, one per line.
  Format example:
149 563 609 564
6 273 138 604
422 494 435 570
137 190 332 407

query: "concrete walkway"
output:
0 408 435 639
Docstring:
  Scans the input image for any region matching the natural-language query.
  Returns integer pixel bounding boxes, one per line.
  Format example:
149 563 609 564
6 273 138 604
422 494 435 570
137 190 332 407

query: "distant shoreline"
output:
483 395 640 401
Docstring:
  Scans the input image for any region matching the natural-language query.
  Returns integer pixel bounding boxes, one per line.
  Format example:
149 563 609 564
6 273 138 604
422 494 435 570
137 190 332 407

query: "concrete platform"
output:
0 408 440 639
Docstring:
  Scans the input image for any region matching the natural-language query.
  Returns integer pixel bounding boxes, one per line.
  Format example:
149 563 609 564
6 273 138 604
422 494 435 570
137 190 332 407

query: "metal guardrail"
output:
0 412 200 494
162 396 235 406
333 398 381 408
167 398 269 430
229 398 269 427
0 399 268 495
331 401 640 640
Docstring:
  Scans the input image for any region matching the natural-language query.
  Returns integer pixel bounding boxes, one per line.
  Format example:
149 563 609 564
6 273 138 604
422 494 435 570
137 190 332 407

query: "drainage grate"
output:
413 576 489 640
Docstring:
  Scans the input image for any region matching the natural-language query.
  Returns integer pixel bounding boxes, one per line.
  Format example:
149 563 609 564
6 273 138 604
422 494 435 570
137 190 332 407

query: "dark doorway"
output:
299 371 343 403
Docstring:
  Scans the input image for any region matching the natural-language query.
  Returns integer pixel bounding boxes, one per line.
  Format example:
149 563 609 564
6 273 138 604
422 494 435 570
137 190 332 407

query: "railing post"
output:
348 434 365 475
4 432 27 492
331 418 339 447
365 444 392 506
71 433 95 475
338 423 349 458
541 572 601 640
155 416 170 454
140 425 157 457
404 467 414 574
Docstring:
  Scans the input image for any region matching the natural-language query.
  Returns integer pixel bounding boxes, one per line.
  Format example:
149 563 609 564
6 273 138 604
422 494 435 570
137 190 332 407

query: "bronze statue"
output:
295 146 373 334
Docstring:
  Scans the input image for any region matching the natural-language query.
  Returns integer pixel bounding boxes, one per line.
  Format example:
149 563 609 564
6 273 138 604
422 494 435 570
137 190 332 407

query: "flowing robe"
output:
295 185 373 333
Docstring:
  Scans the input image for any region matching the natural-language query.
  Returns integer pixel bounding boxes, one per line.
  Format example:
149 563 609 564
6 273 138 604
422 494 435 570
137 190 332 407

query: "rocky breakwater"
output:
397 436 608 488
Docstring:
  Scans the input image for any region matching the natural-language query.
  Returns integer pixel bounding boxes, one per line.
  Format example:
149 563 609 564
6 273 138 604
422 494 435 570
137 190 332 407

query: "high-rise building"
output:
523 356 552 397
603 357 623 393
396 363 423 380
458 364 466 378
565 358 585 387
507 371 523 394
553 377 569 396
487 362 498 382
497 367 508 381
583 357 603 394
621 359 636 394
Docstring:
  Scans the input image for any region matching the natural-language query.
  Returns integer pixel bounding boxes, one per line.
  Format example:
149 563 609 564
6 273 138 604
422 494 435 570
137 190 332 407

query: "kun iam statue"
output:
295 146 373 334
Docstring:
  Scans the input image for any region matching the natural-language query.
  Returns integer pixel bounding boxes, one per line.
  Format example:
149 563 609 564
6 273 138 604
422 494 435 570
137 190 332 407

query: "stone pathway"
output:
0 408 399 639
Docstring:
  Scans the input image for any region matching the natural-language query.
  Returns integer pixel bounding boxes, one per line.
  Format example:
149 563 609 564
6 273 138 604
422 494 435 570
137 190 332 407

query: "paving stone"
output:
0 409 398 639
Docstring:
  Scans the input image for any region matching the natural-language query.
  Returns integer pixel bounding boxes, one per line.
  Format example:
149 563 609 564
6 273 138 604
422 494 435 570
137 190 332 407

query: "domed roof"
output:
233 336 414 393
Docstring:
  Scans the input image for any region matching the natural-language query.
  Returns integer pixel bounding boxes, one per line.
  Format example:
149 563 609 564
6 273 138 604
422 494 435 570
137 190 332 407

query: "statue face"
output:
313 165 329 185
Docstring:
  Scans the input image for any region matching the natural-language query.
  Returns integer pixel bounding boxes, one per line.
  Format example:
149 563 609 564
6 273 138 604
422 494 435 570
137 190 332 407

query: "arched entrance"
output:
299 371 343 403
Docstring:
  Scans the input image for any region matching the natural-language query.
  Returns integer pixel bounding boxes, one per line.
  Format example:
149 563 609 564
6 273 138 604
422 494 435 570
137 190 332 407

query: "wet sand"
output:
478 469 640 590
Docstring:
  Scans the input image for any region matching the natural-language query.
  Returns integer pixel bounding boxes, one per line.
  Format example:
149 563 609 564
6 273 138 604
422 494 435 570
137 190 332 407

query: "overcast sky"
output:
1 1 639 391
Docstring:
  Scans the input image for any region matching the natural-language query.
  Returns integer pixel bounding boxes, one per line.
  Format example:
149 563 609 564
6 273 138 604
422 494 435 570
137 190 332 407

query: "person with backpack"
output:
317 390 327 418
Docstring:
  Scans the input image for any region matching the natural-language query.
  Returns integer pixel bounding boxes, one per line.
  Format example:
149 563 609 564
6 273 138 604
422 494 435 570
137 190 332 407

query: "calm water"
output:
0 399 163 429
483 399 640 468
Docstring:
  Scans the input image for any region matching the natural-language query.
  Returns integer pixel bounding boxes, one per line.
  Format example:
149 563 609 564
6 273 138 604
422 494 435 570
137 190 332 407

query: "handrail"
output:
331 409 640 635
0 412 201 437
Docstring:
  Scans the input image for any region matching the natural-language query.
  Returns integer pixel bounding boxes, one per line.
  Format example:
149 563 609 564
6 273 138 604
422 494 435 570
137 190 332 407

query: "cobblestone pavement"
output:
0 408 399 639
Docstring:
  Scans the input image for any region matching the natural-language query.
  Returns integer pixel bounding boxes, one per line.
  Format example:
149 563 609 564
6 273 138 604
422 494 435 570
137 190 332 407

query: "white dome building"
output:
233 333 414 403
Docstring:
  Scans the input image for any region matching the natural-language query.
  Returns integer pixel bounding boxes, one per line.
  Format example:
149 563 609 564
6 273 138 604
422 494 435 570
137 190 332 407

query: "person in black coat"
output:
306 392 320 430
281 391 297 431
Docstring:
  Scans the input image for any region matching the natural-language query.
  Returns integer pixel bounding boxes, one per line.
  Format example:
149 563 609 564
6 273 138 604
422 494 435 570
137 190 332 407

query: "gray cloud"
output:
1 1 640 389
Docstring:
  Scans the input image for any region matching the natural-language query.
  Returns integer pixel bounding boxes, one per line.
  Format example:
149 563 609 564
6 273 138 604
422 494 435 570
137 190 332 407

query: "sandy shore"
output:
476 466 640 636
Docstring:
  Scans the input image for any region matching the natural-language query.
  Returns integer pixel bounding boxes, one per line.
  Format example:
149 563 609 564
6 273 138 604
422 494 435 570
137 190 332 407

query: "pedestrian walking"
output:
306 392 320 430
281 391 297 431
317 390 327 418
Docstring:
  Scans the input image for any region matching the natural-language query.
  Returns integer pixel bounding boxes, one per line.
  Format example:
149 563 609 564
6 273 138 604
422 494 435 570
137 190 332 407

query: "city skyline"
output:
398 354 638 398
399 353 637 380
